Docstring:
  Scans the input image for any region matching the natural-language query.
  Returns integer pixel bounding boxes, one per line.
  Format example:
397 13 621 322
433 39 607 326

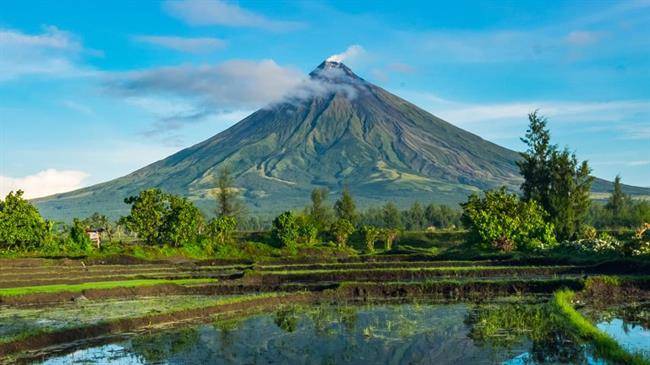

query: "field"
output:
1 239 649 364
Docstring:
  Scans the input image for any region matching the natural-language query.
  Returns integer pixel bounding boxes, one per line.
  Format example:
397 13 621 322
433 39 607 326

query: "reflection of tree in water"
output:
587 303 650 332
213 317 244 351
466 303 586 363
130 328 200 363
274 305 300 333
307 304 358 336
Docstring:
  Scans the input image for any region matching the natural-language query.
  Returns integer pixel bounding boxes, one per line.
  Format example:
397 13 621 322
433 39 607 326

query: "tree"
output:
208 216 237 245
548 149 593 240
334 186 357 224
382 202 402 229
295 214 318 245
331 219 355 248
122 189 168 245
308 187 333 232
70 218 92 250
0 190 48 250
518 111 554 211
518 112 594 241
122 189 205 246
215 166 244 218
380 228 398 251
162 195 205 247
361 225 380 253
461 187 556 252
408 202 426 230
272 211 300 249
605 175 631 224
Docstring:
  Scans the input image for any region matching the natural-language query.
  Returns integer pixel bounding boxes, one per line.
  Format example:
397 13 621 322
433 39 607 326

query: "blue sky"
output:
1 0 649 198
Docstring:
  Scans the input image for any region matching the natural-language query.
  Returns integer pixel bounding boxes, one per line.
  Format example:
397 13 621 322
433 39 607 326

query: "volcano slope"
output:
34 61 650 220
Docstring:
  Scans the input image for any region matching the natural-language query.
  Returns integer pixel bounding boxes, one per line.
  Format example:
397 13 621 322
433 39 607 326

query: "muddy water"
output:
32 302 624 365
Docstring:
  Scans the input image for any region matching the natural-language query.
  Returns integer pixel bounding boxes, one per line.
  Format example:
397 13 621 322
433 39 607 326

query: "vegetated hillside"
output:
34 61 650 221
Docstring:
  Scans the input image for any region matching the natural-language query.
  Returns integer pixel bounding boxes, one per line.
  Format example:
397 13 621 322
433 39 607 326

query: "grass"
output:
257 265 577 275
552 290 650 365
0 278 216 297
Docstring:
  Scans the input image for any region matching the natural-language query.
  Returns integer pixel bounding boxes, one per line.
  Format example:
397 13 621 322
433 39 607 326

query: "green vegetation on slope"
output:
552 290 650 365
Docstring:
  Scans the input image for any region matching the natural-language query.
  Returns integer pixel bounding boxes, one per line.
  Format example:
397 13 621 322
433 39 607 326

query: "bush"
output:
378 228 398 251
69 218 92 250
208 216 237 246
461 187 556 252
331 219 355 248
272 211 300 249
361 225 380 253
560 233 623 254
0 190 48 250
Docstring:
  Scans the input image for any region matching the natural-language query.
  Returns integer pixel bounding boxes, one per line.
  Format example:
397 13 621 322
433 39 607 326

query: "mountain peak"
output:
309 60 362 82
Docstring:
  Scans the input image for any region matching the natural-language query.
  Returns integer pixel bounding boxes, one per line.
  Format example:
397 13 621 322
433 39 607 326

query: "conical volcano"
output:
35 61 648 220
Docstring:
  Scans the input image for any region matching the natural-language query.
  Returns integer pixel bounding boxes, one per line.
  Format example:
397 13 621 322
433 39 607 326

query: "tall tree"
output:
605 175 630 221
215 166 244 218
382 202 403 230
334 186 357 224
518 111 555 211
547 149 594 240
308 187 333 231
408 202 426 230
518 112 593 241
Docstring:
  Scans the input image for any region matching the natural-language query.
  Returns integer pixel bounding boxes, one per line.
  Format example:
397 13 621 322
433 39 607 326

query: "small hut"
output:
85 228 104 248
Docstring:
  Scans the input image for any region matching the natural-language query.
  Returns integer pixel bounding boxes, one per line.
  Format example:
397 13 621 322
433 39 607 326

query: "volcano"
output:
35 61 649 220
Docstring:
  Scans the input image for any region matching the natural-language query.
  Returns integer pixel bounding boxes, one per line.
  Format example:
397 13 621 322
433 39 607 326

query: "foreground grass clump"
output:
0 278 215 297
553 290 650 365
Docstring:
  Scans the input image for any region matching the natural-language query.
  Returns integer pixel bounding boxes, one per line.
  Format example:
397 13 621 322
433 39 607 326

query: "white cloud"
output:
133 35 226 53
106 59 307 110
0 169 89 199
0 26 95 81
164 0 304 31
327 45 365 63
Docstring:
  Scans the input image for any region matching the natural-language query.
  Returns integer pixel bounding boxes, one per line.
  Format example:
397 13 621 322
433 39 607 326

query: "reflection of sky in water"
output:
501 350 607 365
36 303 648 365
597 319 650 358
43 344 145 365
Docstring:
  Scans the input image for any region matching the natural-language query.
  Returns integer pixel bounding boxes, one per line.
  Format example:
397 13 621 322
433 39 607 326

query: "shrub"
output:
69 218 92 250
361 225 380 253
560 232 623 254
461 187 556 252
272 211 300 249
381 228 398 251
208 215 237 246
331 219 355 248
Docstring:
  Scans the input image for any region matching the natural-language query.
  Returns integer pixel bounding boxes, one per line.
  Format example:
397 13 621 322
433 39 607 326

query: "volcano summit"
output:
35 61 648 220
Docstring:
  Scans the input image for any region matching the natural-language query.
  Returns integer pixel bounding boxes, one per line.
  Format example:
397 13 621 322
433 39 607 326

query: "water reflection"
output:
38 302 625 364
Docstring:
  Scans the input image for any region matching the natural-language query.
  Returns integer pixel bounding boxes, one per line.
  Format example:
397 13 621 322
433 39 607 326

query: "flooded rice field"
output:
11 300 646 365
